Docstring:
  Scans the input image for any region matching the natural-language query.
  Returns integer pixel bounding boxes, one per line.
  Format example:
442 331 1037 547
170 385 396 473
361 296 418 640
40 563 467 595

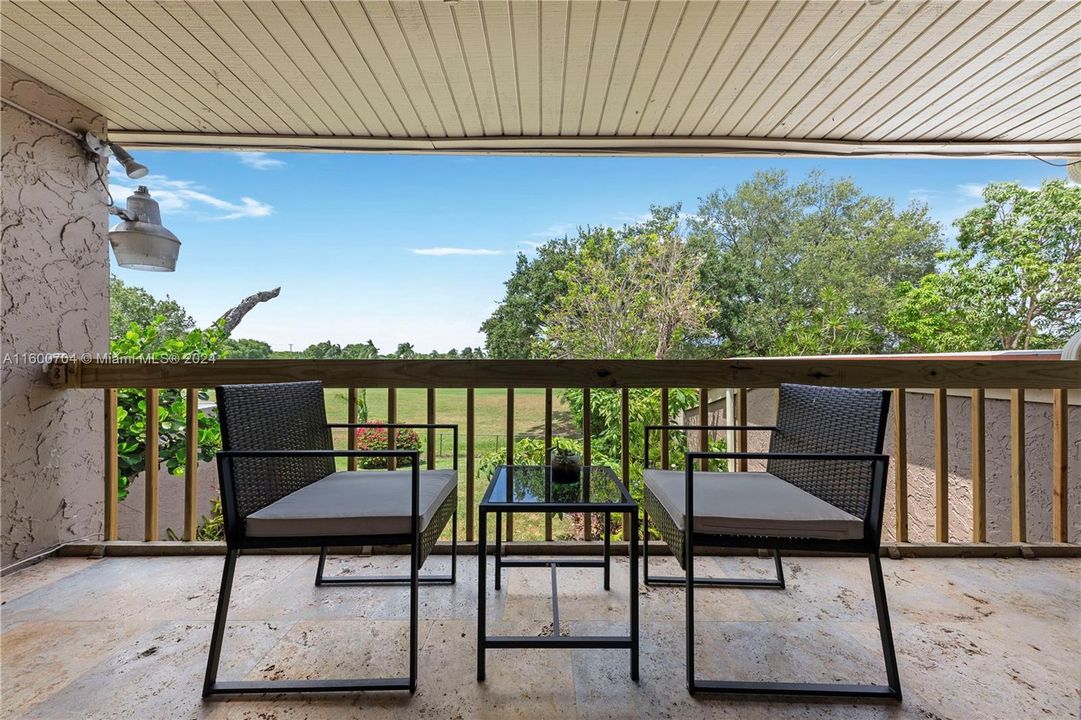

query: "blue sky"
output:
108 152 1064 352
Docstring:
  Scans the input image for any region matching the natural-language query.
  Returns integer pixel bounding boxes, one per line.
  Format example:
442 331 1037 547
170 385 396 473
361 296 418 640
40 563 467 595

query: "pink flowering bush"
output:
354 421 421 469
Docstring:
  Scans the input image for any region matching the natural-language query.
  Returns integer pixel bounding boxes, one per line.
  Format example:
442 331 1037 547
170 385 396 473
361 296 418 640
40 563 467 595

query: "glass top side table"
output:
477 464 639 683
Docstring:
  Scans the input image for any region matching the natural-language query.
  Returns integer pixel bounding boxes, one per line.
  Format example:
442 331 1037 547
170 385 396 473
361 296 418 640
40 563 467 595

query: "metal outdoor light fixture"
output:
108 186 181 272
1067 161 1081 184
82 131 181 271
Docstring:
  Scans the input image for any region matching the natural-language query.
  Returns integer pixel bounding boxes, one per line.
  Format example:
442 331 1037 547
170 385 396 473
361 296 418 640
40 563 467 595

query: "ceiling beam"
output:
106 131 1081 159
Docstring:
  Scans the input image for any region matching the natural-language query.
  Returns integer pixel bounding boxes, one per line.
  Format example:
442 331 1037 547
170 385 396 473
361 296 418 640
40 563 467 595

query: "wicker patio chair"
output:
203 381 457 697
642 383 899 700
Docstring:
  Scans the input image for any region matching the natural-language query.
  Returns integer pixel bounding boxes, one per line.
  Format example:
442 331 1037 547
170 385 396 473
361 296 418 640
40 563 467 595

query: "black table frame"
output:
477 465 639 682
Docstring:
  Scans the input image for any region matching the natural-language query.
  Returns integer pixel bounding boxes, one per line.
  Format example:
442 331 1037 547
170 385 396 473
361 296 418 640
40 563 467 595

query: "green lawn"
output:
323 388 580 541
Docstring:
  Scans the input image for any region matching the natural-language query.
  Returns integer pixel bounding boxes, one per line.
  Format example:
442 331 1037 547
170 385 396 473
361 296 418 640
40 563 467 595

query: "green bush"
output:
111 316 228 501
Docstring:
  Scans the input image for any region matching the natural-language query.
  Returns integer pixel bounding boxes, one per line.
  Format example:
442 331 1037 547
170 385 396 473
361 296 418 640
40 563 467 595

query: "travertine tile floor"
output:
1 554 1077 719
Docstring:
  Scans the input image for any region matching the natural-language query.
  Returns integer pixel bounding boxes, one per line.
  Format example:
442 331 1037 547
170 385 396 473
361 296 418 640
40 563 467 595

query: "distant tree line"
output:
109 280 485 361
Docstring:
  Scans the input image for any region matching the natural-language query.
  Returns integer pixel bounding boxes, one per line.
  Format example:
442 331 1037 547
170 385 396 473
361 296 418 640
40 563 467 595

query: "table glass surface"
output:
481 465 633 508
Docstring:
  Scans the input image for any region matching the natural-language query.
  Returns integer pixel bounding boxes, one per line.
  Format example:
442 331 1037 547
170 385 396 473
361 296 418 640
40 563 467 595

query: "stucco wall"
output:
1 63 109 565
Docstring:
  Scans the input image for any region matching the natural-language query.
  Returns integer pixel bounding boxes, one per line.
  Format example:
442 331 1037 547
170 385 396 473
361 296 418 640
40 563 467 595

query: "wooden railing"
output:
49 355 1079 550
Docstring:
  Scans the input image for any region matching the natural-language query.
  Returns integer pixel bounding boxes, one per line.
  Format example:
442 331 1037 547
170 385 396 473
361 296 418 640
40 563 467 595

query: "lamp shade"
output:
1067 161 1081 185
109 187 180 271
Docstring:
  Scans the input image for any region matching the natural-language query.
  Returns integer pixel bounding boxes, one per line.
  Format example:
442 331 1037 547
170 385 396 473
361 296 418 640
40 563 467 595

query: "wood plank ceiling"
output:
1 0 1078 156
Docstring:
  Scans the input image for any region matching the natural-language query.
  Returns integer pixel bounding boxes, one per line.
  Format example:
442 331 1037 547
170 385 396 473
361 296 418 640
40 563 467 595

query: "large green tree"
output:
480 237 579 358
343 339 380 359
540 216 710 359
220 338 273 359
109 275 194 342
890 180 1081 351
687 170 942 356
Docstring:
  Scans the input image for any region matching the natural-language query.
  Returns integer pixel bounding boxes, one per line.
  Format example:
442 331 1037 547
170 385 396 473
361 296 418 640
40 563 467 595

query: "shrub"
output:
354 421 421 468
111 316 227 501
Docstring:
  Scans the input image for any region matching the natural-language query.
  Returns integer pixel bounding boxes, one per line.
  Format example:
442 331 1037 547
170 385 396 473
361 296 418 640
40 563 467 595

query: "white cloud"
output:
233 151 285 170
530 222 579 238
108 159 273 221
410 247 503 256
958 182 986 200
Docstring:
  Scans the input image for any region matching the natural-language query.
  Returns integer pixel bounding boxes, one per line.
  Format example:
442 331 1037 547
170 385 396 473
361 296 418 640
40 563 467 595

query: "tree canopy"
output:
482 171 945 359
686 170 942 356
890 179 1080 351
109 275 194 342
539 211 710 359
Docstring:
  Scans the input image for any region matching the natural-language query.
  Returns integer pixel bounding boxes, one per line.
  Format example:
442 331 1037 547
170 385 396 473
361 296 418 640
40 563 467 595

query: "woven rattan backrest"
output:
216 381 335 521
766 384 890 519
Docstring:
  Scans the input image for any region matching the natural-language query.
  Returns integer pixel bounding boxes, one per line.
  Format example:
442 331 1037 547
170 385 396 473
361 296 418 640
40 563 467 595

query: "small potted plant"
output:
550 446 582 484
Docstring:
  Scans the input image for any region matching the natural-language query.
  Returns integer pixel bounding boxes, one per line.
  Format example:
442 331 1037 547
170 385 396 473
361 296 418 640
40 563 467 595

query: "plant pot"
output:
551 465 581 484
550 449 582 484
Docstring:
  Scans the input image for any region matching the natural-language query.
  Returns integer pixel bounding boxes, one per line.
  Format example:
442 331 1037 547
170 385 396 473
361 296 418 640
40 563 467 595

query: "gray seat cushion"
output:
245 469 457 538
643 470 864 540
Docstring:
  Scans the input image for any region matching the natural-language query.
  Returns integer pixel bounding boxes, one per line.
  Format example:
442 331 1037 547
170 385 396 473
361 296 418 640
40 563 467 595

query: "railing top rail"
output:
47 357 1081 390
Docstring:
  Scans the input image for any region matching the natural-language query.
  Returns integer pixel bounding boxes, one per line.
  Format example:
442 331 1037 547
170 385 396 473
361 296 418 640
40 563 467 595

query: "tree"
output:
480 237 579 358
687 170 942 356
890 180 1081 351
343 340 380 359
216 287 280 335
540 216 711 360
301 341 343 359
221 338 273 359
394 342 416 359
110 275 194 341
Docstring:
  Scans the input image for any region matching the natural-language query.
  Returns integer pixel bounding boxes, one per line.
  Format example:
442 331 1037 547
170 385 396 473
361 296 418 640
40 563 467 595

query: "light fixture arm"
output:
108 205 137 222
82 131 148 179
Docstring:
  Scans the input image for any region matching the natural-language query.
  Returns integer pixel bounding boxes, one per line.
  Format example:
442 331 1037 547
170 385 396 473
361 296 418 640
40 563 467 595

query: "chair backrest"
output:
767 383 891 520
216 381 335 528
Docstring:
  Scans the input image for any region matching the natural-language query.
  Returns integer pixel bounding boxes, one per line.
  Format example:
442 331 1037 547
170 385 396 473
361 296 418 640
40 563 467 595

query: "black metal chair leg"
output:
686 552 903 701
315 545 328 583
646 546 785 590
643 511 651 583
315 507 458 586
450 511 458 584
409 526 420 693
203 549 238 697
871 553 902 699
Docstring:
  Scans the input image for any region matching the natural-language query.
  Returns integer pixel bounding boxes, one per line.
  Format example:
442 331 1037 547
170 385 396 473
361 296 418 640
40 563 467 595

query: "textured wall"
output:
1 63 109 565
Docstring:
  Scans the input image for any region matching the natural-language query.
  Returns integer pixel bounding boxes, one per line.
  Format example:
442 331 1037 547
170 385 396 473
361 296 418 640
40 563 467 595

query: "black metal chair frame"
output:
315 423 459 587
204 394 459 698
640 392 901 701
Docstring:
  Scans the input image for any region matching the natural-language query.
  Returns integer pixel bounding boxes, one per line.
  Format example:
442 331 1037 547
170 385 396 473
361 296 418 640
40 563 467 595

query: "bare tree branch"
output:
216 287 281 335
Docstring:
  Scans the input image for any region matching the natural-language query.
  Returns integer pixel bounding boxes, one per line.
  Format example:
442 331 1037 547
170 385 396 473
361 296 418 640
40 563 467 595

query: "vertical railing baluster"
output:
427 388 436 470
971 388 986 543
660 387 670 470
583 387 592 542
893 388 908 543
347 387 358 472
698 388 708 471
184 388 199 542
387 388 397 471
736 387 748 472
145 387 159 542
506 388 514 541
104 388 119 542
1052 388 1069 543
621 388 630 537
467 387 475 543
544 387 553 542
1011 388 1027 542
934 388 949 542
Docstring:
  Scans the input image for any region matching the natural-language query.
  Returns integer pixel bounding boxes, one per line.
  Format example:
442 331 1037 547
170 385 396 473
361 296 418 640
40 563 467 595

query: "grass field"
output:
323 388 580 540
